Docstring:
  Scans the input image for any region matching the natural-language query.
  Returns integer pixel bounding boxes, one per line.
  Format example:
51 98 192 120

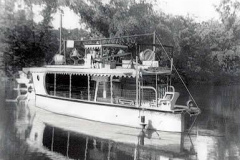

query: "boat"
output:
25 33 200 133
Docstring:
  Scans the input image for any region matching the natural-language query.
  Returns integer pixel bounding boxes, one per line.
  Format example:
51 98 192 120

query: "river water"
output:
0 75 239 160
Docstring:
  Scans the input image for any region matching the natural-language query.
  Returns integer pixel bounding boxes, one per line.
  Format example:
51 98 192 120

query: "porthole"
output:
37 75 40 81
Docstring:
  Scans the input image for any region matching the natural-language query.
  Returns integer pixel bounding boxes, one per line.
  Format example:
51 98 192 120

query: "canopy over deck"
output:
28 66 136 78
27 65 171 77
84 44 128 50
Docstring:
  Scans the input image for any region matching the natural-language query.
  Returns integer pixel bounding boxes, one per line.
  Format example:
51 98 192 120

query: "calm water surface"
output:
0 75 240 160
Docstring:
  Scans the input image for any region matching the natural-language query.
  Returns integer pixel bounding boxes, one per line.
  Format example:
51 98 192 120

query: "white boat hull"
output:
35 94 185 132
30 71 186 132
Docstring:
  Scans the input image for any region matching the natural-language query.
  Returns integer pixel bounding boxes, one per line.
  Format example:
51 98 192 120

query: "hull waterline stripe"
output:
35 94 180 114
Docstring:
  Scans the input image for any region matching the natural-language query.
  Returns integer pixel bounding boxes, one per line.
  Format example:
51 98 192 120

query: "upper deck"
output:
28 65 172 77
40 38 174 77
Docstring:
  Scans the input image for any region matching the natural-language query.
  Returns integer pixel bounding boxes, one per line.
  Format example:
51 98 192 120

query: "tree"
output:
1 0 240 83
0 0 60 72
67 0 161 37
214 0 240 76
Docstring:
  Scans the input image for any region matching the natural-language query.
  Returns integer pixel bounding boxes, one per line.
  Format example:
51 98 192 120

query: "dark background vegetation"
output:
0 0 240 84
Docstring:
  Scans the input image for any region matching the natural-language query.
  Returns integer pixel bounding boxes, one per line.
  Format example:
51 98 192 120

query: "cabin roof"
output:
27 65 171 77
28 65 136 77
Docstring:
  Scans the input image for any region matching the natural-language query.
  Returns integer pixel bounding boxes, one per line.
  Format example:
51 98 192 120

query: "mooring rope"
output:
187 114 198 134
155 35 200 111
156 35 201 133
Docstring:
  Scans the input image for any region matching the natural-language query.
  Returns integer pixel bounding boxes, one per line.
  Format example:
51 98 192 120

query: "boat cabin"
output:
41 42 180 112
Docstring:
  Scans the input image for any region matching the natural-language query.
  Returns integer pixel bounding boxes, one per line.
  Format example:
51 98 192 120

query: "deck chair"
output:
158 92 180 111
70 48 83 65
54 54 65 65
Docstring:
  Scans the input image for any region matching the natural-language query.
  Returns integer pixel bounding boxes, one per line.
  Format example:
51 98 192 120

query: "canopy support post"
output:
156 73 158 106
54 73 56 96
136 56 139 107
110 76 113 104
103 81 107 98
88 75 90 101
59 13 62 55
69 74 72 98
94 80 99 102
64 40 66 64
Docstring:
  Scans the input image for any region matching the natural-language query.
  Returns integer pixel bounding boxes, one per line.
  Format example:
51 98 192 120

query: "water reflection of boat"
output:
6 80 240 160
28 105 197 160
5 70 35 104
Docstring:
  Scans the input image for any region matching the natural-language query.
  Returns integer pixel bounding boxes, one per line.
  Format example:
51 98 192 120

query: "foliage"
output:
169 0 240 84
66 0 240 83
0 0 59 72
66 0 160 37
1 0 240 84
4 12 45 68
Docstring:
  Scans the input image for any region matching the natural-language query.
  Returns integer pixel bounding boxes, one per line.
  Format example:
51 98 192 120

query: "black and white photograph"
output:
0 0 240 159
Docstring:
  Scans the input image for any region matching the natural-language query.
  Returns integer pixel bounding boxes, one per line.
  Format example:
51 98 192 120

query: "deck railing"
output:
158 84 168 98
46 83 174 106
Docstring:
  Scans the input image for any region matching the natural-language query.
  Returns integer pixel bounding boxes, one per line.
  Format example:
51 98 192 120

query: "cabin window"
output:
89 76 138 105
112 77 136 105
45 73 54 95
96 80 111 103
56 74 70 98
71 75 88 100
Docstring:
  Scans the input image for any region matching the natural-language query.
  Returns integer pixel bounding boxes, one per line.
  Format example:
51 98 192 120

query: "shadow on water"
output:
27 100 196 160
39 125 197 160
1 75 240 160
